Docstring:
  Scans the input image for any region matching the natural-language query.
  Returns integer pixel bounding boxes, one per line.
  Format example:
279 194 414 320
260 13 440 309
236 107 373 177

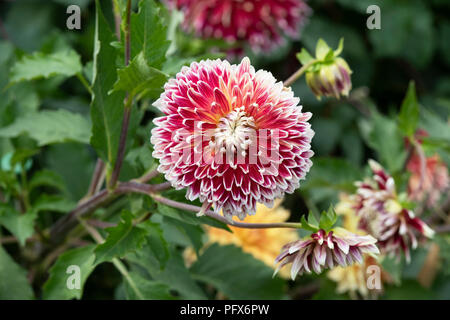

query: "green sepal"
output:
318 206 338 231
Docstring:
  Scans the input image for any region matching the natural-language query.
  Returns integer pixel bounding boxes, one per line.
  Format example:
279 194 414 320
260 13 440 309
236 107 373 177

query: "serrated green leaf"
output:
0 246 34 299
363 113 407 173
0 205 37 246
128 245 207 299
9 50 82 85
42 245 98 300
190 244 285 299
139 220 169 269
90 0 126 169
111 51 168 100
0 109 91 146
398 81 419 137
94 210 149 264
130 0 170 69
162 216 204 254
124 272 175 300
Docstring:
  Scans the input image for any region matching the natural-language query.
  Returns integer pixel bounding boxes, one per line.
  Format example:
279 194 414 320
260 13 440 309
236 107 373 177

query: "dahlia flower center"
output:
211 107 256 156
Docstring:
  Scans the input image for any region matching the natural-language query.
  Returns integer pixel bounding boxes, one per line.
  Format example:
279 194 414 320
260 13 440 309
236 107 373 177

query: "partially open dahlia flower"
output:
151 57 314 220
354 160 434 262
169 0 311 53
275 228 379 280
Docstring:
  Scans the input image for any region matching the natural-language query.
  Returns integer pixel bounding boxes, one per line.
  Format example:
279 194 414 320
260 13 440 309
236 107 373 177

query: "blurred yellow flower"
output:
329 194 386 298
328 255 381 299
185 199 299 278
335 193 361 234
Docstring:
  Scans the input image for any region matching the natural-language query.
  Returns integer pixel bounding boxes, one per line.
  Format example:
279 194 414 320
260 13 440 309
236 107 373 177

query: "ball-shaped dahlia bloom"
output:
151 57 314 220
275 228 379 280
169 0 311 53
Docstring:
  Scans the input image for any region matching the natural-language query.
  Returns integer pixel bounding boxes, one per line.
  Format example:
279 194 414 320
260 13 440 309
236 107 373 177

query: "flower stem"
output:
112 0 122 40
108 0 133 189
150 193 303 229
86 159 106 198
283 60 315 87
133 168 160 183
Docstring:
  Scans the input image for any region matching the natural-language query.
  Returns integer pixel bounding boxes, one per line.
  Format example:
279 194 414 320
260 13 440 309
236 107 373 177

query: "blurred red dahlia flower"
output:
404 129 449 207
150 57 314 220
168 0 311 53
275 228 379 280
407 153 449 207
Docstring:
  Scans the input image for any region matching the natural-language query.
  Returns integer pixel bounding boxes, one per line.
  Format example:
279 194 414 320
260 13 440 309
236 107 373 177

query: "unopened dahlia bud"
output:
305 57 352 99
168 0 311 54
274 228 379 280
354 160 435 262
151 57 314 220
297 38 352 99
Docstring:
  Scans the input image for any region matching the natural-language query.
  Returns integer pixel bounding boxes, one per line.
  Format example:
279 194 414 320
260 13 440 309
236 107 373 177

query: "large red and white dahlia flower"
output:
169 0 311 53
151 57 314 220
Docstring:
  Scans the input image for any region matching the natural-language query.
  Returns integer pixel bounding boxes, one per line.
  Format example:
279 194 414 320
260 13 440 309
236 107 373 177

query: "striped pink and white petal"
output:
275 229 379 280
